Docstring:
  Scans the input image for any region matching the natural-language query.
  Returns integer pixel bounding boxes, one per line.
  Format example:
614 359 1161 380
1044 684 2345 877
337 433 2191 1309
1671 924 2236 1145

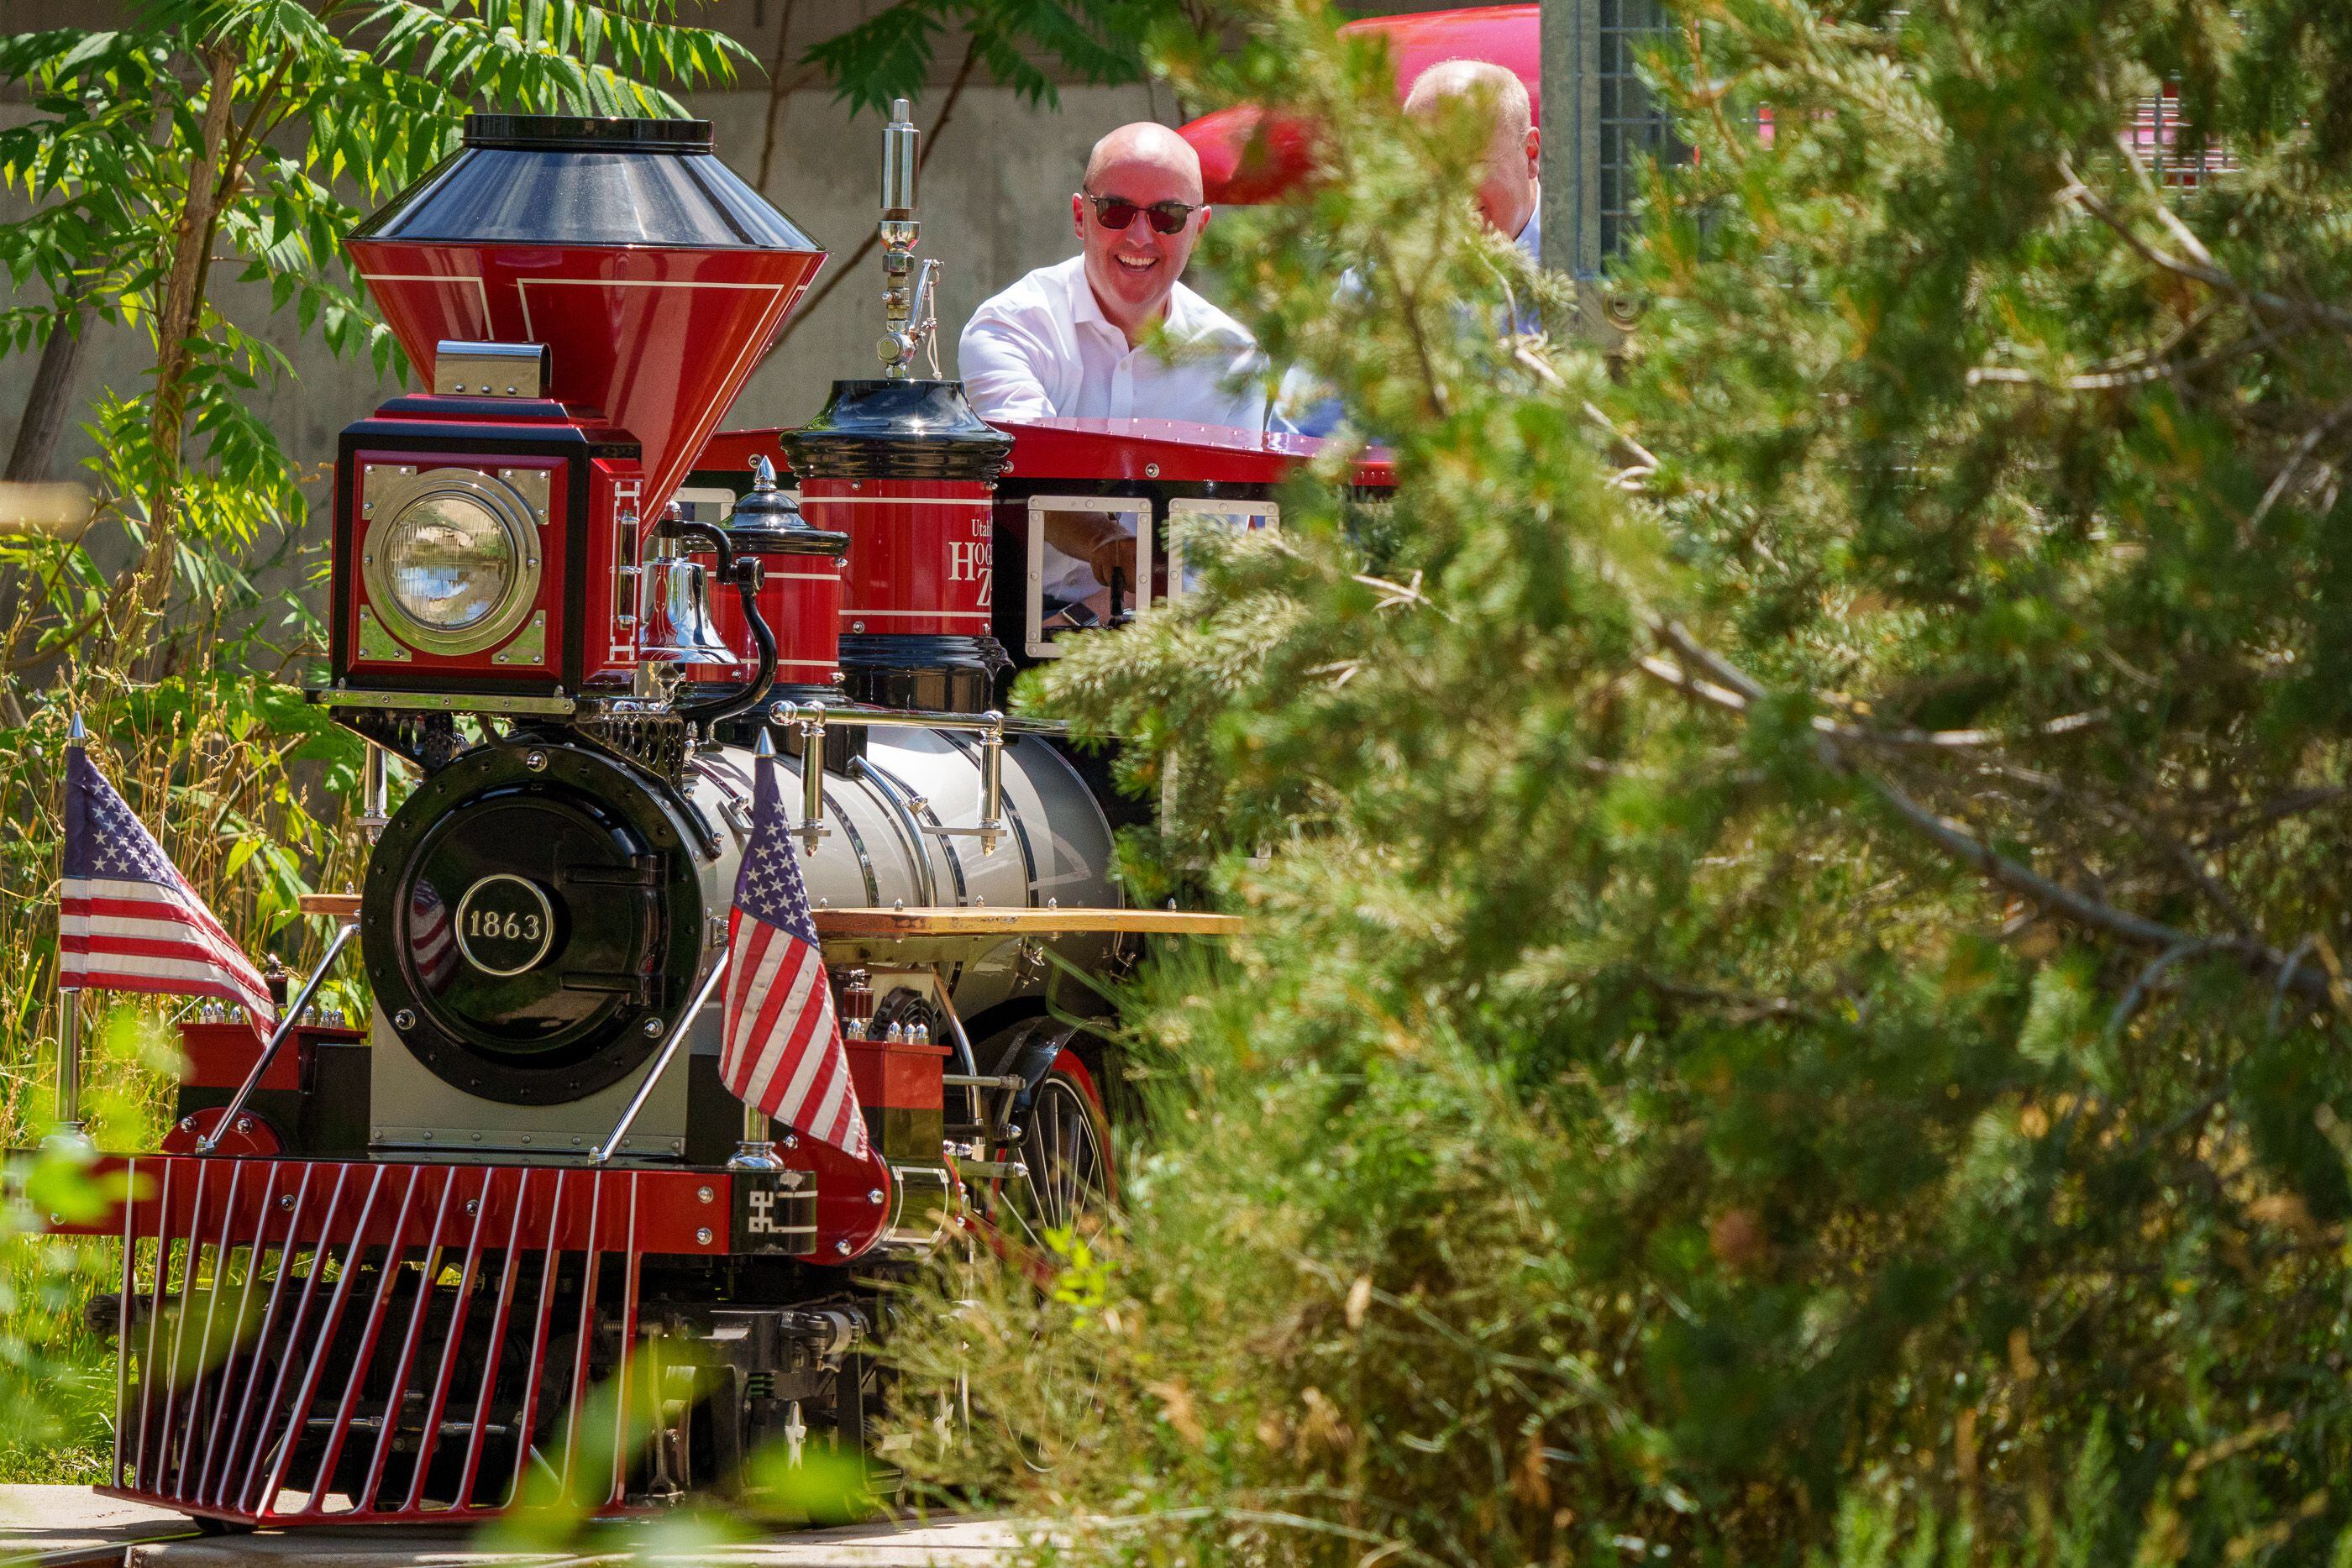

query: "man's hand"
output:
1086 529 1133 593
1041 509 1137 590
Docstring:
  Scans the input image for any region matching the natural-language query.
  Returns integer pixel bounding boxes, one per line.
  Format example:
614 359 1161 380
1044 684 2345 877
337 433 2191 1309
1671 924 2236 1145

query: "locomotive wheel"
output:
996 1050 1116 1252
980 1050 1114 1474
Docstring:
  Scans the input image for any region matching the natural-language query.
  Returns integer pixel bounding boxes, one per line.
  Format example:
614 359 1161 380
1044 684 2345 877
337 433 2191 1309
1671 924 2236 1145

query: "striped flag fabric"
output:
60 745 276 1038
410 878 457 990
719 747 868 1158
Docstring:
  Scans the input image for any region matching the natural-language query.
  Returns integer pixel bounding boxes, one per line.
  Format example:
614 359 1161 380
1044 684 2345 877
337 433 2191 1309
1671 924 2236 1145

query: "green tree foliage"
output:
886 0 2352 1560
0 0 748 653
801 0 1166 114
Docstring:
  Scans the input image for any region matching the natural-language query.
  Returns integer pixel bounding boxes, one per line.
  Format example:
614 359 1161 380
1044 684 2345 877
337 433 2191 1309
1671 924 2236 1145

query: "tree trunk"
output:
754 0 801 195
117 43 239 657
5 288 90 484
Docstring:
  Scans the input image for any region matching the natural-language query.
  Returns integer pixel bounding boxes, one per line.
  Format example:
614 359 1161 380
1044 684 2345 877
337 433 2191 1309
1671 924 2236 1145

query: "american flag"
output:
720 748 867 1157
60 745 276 1037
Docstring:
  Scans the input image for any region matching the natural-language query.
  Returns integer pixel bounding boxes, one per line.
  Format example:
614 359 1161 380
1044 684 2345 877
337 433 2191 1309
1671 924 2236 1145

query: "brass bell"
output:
638 503 738 666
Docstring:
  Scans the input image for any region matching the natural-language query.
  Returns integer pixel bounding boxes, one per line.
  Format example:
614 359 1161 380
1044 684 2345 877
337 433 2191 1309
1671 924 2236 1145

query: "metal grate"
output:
104 1157 649 1525
2129 85 2235 187
1594 0 1684 263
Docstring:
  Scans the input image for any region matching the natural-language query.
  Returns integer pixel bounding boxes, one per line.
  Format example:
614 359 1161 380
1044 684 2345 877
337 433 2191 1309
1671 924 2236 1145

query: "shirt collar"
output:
1069 254 1197 347
1514 189 1541 264
1068 260 1120 338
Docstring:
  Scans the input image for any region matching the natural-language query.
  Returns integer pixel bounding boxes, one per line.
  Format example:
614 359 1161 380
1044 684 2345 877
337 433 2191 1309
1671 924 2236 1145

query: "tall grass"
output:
0 536 371 1480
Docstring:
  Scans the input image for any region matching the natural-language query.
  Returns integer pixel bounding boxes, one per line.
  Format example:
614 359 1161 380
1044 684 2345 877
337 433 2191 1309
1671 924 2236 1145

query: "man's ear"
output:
1197 202 1213 233
1524 125 1541 177
1072 193 1087 240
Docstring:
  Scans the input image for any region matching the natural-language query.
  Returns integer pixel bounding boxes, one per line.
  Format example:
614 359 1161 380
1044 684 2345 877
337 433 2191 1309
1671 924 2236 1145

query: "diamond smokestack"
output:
348 115 827 521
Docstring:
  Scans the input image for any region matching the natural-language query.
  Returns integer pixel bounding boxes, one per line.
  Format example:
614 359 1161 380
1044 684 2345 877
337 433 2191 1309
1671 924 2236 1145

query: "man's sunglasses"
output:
1079 191 1199 235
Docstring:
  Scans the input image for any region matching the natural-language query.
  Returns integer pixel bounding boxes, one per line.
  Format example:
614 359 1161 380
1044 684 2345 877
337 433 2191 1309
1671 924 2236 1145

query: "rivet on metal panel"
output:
1146 463 1160 478
234 1116 252 1134
867 1188 884 1205
697 1186 714 1204
393 1009 416 1030
465 1198 480 1216
280 1193 296 1211
643 1017 664 1037
696 1228 712 1245
835 1240 852 1255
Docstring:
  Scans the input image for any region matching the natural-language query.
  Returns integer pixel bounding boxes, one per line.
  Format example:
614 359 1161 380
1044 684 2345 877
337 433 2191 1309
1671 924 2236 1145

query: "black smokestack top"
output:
461 114 713 153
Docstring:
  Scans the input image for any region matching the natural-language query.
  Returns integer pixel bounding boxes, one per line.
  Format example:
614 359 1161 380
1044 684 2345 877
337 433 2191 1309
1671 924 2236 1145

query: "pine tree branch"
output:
1637 624 2334 1009
2058 151 2352 338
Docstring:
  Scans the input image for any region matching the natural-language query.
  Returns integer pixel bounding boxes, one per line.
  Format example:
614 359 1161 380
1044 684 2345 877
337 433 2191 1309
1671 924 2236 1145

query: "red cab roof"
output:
696 418 1394 490
995 417 1394 488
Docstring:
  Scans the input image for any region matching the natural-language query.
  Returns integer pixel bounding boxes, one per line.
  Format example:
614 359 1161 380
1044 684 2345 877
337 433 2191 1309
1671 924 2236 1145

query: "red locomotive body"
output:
810 477 997 641
45 102 1390 1529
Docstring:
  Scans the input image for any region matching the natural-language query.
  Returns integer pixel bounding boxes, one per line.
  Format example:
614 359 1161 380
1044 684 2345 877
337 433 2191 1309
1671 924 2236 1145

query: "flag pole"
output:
727 728 790 1174
50 711 90 1150
49 985 86 1149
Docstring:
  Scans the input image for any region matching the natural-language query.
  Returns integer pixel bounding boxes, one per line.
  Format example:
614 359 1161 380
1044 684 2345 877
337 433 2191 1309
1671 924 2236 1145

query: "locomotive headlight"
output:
360 466 543 657
384 496 514 631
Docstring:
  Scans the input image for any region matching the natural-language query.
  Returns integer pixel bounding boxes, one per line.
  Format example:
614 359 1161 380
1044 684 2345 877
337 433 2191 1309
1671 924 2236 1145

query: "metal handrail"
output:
773 702 1011 855
590 954 729 1165
195 920 360 1156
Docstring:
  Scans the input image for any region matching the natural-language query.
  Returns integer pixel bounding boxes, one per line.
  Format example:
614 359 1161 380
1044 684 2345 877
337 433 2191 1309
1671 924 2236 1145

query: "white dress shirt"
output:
960 255 1268 600
1272 201 1542 438
958 255 1268 430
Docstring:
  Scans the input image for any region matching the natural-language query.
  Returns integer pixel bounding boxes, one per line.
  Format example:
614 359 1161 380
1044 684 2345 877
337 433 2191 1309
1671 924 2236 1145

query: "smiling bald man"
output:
960 122 1268 603
958 123 1267 431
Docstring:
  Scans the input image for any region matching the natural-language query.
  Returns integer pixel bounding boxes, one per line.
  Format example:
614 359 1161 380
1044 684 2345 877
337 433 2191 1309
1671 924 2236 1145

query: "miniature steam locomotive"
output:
51 106 1388 1528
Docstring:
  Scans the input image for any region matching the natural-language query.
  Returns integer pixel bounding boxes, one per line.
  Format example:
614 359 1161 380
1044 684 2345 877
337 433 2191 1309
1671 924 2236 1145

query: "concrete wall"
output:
0 76 1181 484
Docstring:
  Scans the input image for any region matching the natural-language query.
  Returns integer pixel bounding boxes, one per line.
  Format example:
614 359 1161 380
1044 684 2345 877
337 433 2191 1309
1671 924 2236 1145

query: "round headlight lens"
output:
382 495 517 632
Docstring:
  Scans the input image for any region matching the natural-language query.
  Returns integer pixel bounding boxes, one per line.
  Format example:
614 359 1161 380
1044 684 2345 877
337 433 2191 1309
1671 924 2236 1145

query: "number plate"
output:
453 873 556 975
